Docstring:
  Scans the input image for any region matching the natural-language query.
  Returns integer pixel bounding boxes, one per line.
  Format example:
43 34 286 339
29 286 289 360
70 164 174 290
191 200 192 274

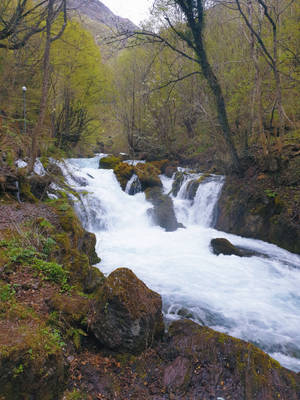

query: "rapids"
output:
61 154 300 372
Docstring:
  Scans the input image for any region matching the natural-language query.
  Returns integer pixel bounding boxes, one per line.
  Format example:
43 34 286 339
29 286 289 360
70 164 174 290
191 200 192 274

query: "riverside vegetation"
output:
0 0 300 398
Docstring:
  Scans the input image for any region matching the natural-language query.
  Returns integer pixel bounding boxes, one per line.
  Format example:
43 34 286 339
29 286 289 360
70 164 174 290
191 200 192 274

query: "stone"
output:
134 163 162 190
99 155 121 169
146 187 180 232
91 268 164 354
210 238 242 256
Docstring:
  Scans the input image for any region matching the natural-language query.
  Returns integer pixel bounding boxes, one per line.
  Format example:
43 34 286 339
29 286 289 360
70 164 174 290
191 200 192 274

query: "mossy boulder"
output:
161 319 299 399
99 155 121 169
91 268 164 354
84 266 105 294
79 231 101 266
163 161 179 178
146 187 182 232
0 322 68 400
172 171 186 197
216 174 300 254
113 162 134 190
48 293 89 326
210 238 242 256
51 201 103 293
134 163 162 191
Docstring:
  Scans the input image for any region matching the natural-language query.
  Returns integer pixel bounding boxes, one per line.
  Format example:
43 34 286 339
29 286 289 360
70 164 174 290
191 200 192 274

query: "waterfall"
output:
62 155 300 372
125 174 142 195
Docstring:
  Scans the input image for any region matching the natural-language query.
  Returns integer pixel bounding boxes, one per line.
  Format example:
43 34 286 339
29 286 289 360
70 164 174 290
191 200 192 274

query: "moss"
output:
0 322 67 400
19 182 38 203
48 293 89 325
134 163 162 190
113 162 134 190
99 155 122 169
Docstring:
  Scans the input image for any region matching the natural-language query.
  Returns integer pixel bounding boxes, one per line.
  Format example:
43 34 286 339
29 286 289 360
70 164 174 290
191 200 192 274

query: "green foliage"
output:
0 284 16 302
1 237 70 290
265 189 278 199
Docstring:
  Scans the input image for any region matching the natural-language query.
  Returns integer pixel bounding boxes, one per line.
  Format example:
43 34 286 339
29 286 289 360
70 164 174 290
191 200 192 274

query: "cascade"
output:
62 155 300 372
125 174 142 195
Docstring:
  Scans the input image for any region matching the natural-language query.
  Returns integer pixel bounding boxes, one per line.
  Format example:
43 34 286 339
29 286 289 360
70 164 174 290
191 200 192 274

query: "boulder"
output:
91 268 164 354
146 187 181 232
113 162 134 190
211 238 242 256
99 155 121 169
0 322 68 400
160 319 300 399
172 171 186 197
134 163 162 190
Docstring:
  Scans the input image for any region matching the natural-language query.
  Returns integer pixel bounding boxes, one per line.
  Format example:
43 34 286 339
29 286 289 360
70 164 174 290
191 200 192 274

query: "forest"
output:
0 0 299 171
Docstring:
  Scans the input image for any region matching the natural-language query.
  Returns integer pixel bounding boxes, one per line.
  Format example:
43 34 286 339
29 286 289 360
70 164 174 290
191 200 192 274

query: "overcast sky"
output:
101 0 153 25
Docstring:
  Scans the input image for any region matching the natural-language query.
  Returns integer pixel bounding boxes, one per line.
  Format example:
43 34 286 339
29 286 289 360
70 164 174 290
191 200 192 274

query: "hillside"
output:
68 0 137 32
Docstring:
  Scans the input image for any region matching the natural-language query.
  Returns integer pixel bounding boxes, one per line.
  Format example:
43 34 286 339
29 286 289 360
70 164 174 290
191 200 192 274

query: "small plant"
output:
42 327 66 350
32 259 69 287
0 284 16 302
41 237 56 256
8 246 43 263
264 189 277 198
13 364 24 377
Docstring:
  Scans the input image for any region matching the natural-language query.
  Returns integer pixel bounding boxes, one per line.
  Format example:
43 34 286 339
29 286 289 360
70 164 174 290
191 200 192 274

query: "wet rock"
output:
172 171 186 197
185 179 200 200
215 175 300 254
84 266 105 294
134 163 162 190
79 231 101 265
91 268 164 354
163 162 179 178
113 162 134 190
146 187 180 232
99 155 121 169
162 319 299 400
210 238 242 256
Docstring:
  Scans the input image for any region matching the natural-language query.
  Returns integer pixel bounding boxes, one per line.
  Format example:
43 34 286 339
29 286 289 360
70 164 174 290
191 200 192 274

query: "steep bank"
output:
215 153 300 255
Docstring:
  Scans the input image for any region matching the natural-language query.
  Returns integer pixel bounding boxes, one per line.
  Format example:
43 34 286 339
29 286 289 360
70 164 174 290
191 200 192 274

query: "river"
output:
60 154 300 372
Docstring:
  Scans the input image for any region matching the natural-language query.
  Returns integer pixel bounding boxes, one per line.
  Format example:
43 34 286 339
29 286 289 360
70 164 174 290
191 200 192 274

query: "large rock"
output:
113 162 134 190
134 163 162 190
172 171 186 197
215 174 300 254
99 155 121 169
210 238 242 256
146 187 182 232
91 268 164 354
158 319 300 399
0 321 68 400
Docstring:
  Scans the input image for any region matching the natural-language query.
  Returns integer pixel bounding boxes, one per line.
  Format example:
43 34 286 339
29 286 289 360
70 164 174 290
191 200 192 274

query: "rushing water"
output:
62 154 300 372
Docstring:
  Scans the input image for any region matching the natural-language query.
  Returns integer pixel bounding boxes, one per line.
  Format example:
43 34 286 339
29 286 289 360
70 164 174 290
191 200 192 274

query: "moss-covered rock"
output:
172 171 186 197
146 187 182 232
113 162 134 190
0 321 68 400
48 293 89 325
91 268 164 354
99 155 121 169
162 319 299 399
51 201 103 293
216 174 300 254
134 163 162 191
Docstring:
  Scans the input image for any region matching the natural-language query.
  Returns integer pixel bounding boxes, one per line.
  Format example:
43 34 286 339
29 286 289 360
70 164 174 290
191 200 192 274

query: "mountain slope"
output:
68 0 137 32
